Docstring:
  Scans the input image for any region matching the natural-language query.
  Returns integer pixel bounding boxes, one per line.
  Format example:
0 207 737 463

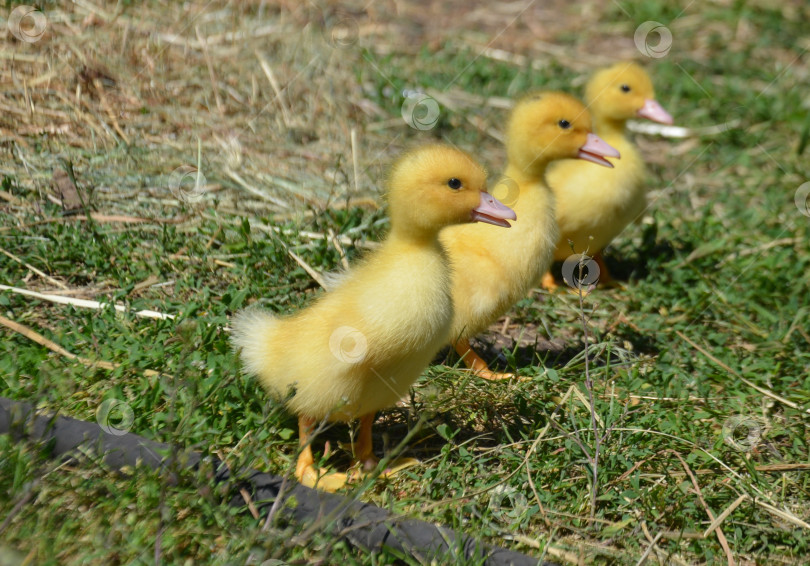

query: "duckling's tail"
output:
230 307 279 377
320 267 350 291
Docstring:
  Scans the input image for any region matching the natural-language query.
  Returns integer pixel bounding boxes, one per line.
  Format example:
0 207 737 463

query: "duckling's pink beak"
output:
471 192 516 228
637 99 674 124
577 133 621 168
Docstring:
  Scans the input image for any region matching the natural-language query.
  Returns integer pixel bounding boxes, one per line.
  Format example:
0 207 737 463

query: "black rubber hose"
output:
0 397 555 566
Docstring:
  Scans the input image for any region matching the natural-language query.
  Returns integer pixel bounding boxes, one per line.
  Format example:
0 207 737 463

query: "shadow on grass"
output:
544 234 685 287
451 324 660 373
270 294 669 476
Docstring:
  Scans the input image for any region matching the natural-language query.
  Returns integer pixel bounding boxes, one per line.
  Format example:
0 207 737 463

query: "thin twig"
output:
576 261 600 520
420 386 578 514
196 27 224 115
224 168 290 209
669 450 735 566
717 237 798 267
0 214 192 232
703 494 748 538
214 450 259 520
524 453 551 529
635 530 663 566
0 482 37 535
0 314 161 377
754 498 810 530
0 284 175 320
0 313 88 361
155 25 280 49
251 221 379 249
287 250 327 289
263 472 292 529
504 533 598 564
351 128 360 195
327 228 350 270
0 189 22 205
572 387 605 428
0 247 68 289
93 78 130 144
677 331 810 416
255 51 292 128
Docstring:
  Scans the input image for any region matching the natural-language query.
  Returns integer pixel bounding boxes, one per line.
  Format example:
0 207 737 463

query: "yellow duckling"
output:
542 62 673 289
231 145 515 491
440 92 619 379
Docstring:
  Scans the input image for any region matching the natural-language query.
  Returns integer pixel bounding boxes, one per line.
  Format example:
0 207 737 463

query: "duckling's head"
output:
506 91 620 176
585 62 673 126
386 145 516 238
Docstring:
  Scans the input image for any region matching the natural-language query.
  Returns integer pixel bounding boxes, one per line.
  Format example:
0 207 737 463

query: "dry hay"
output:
0 0 657 224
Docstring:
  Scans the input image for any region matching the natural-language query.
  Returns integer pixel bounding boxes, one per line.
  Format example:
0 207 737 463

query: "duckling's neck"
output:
504 160 551 190
388 225 443 252
594 116 628 140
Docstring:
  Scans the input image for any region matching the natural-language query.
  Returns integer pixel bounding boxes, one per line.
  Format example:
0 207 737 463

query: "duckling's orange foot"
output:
347 456 421 482
297 464 349 492
540 271 559 292
295 434 348 492
471 367 516 381
454 340 516 381
599 278 624 290
565 284 598 297
353 457 420 481
380 457 420 476
592 254 623 289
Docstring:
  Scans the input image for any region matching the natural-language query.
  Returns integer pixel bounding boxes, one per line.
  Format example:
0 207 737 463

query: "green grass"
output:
2 1 810 564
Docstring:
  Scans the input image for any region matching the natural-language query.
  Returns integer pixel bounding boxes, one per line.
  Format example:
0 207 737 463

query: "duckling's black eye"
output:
447 178 462 190
558 119 571 130
620 84 631 93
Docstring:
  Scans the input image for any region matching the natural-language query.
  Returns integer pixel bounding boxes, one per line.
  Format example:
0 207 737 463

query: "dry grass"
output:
2 1 397 221
2 1 810 565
